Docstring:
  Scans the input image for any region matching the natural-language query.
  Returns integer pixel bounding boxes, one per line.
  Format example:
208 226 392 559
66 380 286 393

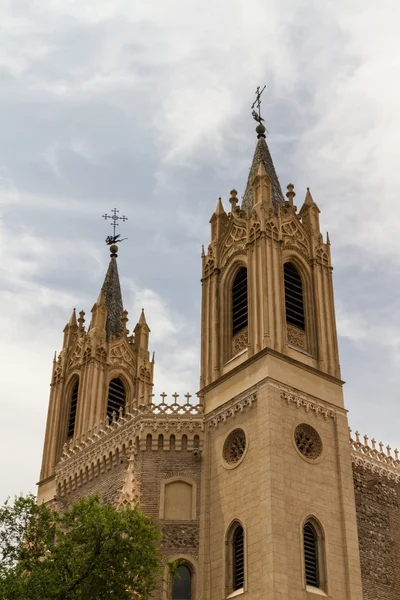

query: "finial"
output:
229 189 238 211
102 208 128 257
286 183 296 206
78 310 85 330
251 85 267 138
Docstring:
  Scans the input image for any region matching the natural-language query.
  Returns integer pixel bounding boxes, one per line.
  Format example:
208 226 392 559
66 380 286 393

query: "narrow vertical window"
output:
172 564 192 599
304 522 319 588
67 380 79 438
284 262 305 330
107 377 125 421
232 525 244 590
232 267 248 335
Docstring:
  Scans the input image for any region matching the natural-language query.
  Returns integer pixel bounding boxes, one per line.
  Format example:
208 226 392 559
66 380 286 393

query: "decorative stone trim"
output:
280 389 336 421
232 328 248 355
350 429 400 483
287 323 306 350
206 391 257 429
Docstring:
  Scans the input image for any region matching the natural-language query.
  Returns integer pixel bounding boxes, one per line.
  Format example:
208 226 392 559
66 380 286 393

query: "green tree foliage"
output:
0 494 163 600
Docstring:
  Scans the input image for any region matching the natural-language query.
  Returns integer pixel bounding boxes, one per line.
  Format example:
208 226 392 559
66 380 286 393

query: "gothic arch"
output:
221 260 249 363
282 252 316 356
107 369 134 403
224 518 247 597
64 372 80 441
165 556 197 600
300 514 328 593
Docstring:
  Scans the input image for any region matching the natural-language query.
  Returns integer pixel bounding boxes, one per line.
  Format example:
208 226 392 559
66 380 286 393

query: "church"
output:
37 118 400 600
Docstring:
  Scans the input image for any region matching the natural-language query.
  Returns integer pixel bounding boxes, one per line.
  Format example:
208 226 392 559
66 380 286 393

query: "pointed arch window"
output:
172 564 192 599
67 379 79 439
232 525 244 590
303 519 327 591
232 267 248 336
107 377 126 421
284 262 305 330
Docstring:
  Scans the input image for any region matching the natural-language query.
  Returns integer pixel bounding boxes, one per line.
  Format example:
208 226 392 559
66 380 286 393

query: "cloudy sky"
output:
1 0 400 500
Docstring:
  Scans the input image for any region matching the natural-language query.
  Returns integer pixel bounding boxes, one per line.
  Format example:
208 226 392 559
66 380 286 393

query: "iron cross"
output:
251 85 266 124
102 208 128 245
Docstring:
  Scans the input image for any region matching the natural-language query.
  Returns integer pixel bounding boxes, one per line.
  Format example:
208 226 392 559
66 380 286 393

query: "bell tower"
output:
197 120 364 600
38 241 154 504
200 123 340 394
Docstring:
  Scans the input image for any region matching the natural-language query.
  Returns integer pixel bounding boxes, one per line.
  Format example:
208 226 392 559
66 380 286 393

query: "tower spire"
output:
242 86 285 214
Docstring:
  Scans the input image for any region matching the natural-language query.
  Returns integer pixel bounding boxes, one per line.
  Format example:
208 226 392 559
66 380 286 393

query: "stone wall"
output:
353 466 400 600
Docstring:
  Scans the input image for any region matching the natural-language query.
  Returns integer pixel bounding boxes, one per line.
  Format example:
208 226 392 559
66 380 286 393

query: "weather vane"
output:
251 85 266 124
102 208 128 245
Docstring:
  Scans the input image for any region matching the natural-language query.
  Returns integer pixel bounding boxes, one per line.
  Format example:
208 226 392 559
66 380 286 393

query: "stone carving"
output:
116 455 141 508
110 343 136 369
68 341 83 370
280 389 336 421
223 428 246 464
207 392 257 429
232 329 248 355
287 323 306 349
350 430 400 483
294 423 322 460
282 218 309 256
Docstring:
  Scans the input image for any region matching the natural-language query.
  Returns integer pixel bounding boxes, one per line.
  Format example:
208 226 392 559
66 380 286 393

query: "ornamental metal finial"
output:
251 85 266 125
102 208 128 246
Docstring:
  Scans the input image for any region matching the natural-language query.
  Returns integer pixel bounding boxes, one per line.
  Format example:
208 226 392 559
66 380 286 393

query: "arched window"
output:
232 267 248 336
107 377 126 421
284 262 305 330
67 379 79 438
172 564 192 599
232 525 244 591
303 520 325 589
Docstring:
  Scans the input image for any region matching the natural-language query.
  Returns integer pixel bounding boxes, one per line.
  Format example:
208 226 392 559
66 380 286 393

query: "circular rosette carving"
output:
222 428 247 468
294 424 322 461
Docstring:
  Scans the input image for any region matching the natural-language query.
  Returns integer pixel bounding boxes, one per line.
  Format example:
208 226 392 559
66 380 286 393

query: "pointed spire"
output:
304 187 314 206
101 256 123 340
138 308 148 328
215 197 225 216
242 133 285 215
68 308 77 327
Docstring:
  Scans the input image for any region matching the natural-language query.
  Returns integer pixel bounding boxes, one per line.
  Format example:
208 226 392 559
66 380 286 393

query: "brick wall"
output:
353 466 400 599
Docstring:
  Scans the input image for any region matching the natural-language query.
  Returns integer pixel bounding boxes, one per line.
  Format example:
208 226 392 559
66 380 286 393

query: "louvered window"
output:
304 522 319 587
107 378 125 421
284 262 305 330
233 525 244 590
172 564 191 599
232 268 248 336
67 380 79 438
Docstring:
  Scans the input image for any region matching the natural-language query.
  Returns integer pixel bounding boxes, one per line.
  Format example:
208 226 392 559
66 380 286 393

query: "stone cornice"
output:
198 346 344 397
277 385 337 421
206 389 257 429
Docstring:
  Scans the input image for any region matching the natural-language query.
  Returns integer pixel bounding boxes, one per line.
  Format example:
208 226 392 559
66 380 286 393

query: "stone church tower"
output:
37 121 400 600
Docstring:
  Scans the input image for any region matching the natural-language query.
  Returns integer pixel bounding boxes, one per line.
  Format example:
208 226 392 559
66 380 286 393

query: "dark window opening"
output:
284 262 305 330
233 525 244 590
107 378 126 422
67 381 79 439
232 268 248 336
172 564 192 599
304 522 319 588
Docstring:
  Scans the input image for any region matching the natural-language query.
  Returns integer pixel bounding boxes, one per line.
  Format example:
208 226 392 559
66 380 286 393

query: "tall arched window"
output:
107 377 126 421
67 379 79 439
303 519 326 590
232 525 244 591
172 564 192 599
284 262 305 330
232 267 248 336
